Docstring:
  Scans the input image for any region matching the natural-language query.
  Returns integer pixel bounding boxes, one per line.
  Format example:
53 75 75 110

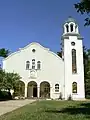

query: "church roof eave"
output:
3 42 63 62
61 33 83 40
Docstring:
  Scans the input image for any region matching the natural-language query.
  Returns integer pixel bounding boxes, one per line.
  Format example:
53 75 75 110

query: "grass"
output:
0 100 90 120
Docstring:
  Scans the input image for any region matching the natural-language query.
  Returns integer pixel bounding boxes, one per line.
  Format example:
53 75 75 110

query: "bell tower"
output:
62 16 85 100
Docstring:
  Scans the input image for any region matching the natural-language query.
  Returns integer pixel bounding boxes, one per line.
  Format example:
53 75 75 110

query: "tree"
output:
57 51 62 58
0 70 21 92
0 48 10 58
0 69 6 90
14 81 25 97
4 72 21 91
74 0 90 26
0 48 22 99
83 46 90 97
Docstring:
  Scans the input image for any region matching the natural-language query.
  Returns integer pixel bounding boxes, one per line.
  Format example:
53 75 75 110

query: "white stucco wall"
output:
3 42 64 99
64 35 85 100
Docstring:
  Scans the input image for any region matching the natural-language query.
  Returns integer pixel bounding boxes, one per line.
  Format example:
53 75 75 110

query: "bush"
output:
0 91 12 101
59 92 63 100
67 94 73 101
86 95 90 99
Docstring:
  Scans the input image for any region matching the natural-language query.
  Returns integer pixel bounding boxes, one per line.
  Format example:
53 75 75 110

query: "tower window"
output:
55 84 59 92
72 49 77 73
37 61 41 70
70 24 73 32
71 42 75 46
66 24 69 32
72 82 77 93
32 59 35 69
26 61 30 70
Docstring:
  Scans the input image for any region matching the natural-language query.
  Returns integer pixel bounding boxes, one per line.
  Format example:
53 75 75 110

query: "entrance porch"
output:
24 81 51 99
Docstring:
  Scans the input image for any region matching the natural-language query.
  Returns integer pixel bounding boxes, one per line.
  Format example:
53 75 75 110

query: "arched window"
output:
72 82 77 93
72 49 77 73
66 24 69 32
70 24 73 32
26 61 30 70
55 84 59 92
32 59 35 69
37 61 41 70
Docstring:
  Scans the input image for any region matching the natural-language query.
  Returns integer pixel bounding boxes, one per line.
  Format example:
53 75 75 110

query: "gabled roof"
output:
3 42 63 61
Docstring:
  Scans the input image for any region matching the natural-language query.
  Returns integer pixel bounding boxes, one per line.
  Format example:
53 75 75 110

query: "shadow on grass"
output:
45 102 90 118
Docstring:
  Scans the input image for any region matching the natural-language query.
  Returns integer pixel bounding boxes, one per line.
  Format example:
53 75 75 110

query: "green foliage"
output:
0 48 10 58
57 51 62 58
0 91 12 101
74 0 90 26
83 46 90 97
0 69 21 93
14 81 25 97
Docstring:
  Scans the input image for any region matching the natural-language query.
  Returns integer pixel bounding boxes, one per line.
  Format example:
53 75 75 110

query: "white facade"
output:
3 17 85 100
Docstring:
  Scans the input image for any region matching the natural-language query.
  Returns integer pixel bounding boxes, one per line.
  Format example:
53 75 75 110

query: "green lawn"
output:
0 100 90 120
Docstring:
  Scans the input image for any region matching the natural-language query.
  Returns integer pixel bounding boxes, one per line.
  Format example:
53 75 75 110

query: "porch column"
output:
37 86 40 98
50 87 52 99
25 84 27 98
69 24 71 33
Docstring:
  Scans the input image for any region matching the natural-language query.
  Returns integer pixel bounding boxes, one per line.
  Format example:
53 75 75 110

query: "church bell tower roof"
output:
62 16 80 36
65 16 77 24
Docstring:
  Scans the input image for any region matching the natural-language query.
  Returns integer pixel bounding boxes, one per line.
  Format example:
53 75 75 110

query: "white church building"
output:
3 17 85 100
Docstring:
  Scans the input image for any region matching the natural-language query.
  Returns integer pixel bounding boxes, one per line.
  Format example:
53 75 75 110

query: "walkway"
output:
0 99 36 116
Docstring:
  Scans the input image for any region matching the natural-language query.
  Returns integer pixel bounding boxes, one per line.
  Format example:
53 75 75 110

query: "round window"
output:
71 42 75 46
32 49 36 53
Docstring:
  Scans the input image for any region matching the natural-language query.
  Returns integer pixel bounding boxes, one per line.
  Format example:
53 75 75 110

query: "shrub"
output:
59 92 63 100
67 94 73 100
0 91 12 101
86 95 90 99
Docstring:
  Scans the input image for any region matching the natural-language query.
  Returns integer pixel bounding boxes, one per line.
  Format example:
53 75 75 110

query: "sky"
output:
0 0 89 55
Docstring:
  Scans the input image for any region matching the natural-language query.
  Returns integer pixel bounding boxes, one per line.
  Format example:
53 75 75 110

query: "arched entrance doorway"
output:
40 81 50 98
27 81 37 98
14 81 25 97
